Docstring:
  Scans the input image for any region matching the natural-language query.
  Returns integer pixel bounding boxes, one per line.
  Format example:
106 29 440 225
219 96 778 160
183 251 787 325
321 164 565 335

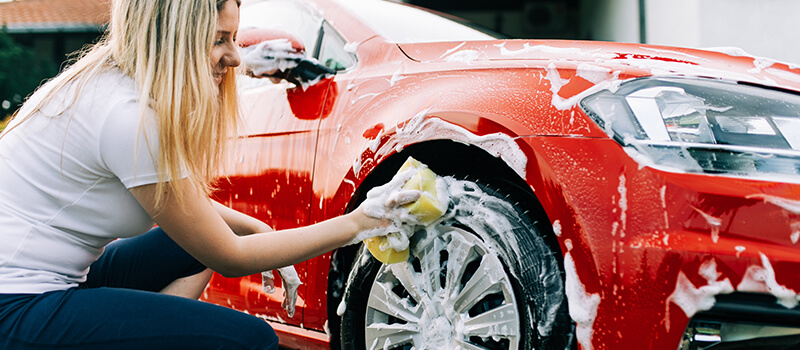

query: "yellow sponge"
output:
365 157 446 264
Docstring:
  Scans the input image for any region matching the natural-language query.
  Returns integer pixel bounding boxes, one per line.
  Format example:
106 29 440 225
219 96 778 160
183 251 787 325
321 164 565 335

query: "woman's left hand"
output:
261 266 303 317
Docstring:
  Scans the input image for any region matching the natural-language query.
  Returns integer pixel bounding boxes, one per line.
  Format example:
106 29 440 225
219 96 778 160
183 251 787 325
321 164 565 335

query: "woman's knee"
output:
221 311 280 349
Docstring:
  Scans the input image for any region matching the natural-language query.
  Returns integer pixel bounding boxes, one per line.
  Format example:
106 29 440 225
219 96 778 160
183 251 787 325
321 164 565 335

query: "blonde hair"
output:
3 0 240 209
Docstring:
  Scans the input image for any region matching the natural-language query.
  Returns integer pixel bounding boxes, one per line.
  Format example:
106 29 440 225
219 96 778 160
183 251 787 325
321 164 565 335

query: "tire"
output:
339 178 573 350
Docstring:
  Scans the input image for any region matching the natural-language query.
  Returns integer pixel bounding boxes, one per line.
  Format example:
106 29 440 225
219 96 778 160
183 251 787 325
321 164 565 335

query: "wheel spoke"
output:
389 262 425 306
365 323 419 350
463 303 519 339
418 236 446 295
367 281 422 324
453 255 504 313
454 338 492 350
444 232 474 299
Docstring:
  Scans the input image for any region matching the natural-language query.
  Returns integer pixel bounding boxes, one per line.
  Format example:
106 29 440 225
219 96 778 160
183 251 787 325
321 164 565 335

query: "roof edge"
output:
3 23 105 33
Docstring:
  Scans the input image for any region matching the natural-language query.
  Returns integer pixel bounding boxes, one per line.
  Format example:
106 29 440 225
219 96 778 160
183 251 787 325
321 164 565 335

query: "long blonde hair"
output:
3 0 239 209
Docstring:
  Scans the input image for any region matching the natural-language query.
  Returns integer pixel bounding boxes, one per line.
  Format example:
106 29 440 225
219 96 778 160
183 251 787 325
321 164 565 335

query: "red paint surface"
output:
200 0 800 348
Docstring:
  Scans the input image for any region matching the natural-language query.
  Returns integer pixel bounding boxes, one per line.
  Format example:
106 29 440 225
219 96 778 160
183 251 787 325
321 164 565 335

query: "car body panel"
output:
200 0 800 348
203 81 326 329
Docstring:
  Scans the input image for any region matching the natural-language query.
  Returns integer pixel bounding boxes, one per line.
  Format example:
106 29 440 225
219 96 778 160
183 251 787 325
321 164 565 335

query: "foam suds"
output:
577 63 613 84
737 253 800 309
665 259 734 331
340 177 564 347
746 194 800 215
765 67 800 82
552 220 562 237
735 246 746 258
362 109 528 179
639 46 708 62
336 299 347 316
613 54 779 86
691 206 722 243
443 49 482 63
348 163 449 252
343 41 359 53
439 42 467 59
617 174 627 235
564 239 600 350
347 167 422 247
660 186 669 229
495 42 583 56
544 62 622 111
240 39 304 76
388 68 406 86
748 58 775 74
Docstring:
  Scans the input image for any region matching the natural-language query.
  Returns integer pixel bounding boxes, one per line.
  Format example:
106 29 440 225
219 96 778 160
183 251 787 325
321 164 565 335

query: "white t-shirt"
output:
0 68 167 294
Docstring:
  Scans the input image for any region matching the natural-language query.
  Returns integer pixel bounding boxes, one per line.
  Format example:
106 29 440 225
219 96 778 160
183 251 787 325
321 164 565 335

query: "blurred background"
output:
1 0 799 126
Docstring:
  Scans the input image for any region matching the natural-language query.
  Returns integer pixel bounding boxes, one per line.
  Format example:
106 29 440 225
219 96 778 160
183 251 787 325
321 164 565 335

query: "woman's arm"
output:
211 200 272 236
130 179 383 277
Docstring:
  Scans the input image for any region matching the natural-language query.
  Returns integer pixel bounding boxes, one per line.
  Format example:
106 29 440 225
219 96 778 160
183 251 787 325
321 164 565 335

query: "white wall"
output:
645 0 800 64
586 0 800 64
584 0 641 43
645 0 700 48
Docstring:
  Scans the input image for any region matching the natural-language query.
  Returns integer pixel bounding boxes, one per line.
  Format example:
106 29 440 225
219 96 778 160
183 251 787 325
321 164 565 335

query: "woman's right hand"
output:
344 189 421 246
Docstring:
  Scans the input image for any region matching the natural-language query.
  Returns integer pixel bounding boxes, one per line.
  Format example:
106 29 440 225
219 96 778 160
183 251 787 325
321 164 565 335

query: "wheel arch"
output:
326 138 570 347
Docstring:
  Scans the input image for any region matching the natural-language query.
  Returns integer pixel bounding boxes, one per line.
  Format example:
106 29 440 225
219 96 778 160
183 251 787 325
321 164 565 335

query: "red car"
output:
201 0 800 349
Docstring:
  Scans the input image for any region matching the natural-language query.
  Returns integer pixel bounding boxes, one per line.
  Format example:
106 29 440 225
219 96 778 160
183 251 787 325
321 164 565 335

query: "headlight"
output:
580 77 800 179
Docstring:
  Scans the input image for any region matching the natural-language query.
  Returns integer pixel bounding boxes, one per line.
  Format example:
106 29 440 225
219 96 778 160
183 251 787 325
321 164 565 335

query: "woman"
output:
0 0 407 348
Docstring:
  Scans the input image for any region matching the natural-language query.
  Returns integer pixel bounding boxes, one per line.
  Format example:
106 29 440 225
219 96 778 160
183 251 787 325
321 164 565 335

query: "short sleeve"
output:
99 99 163 188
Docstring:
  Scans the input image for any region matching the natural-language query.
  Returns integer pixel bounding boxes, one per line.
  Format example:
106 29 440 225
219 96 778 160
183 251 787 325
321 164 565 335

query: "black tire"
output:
339 179 573 350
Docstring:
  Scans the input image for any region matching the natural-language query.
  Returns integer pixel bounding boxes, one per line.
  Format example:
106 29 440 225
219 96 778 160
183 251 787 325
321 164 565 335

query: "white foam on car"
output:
345 166 441 251
240 39 304 76
577 63 613 84
495 42 584 57
691 206 723 243
746 194 800 215
544 62 622 111
664 259 734 331
360 108 528 180
564 239 600 350
340 177 567 347
737 253 800 309
439 42 466 59
443 49 482 63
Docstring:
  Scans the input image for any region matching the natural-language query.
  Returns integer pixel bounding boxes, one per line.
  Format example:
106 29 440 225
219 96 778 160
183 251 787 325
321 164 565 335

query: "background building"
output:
0 0 107 115
0 0 108 68
406 0 800 65
1 0 798 116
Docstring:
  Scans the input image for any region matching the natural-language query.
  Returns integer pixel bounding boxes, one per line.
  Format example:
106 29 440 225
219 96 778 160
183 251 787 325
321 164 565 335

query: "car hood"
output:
397 39 800 91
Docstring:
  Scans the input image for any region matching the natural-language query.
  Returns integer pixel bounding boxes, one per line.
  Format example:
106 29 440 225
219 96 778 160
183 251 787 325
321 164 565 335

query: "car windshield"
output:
335 0 499 43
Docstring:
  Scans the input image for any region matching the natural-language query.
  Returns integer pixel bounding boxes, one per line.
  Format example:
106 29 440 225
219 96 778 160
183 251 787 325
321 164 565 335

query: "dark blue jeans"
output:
0 227 279 349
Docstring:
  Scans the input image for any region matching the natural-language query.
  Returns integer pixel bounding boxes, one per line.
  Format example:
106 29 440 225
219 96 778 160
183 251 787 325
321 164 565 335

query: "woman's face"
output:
211 0 241 86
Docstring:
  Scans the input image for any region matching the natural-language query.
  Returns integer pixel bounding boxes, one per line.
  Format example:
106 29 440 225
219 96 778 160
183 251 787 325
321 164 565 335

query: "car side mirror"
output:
288 59 336 84
238 27 335 86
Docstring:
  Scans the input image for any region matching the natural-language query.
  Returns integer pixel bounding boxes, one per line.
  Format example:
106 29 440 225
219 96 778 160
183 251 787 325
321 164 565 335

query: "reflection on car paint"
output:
201 0 800 348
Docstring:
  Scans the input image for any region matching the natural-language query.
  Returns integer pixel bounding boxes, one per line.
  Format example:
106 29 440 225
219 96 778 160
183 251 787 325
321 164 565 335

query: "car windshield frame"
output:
334 0 501 43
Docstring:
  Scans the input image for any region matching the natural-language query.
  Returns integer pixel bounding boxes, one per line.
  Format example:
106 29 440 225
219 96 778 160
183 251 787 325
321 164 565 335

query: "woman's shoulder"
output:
93 67 138 101
66 67 142 121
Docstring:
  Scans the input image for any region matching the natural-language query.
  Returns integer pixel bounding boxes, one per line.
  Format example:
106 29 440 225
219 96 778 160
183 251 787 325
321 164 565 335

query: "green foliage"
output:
0 115 10 133
0 26 57 115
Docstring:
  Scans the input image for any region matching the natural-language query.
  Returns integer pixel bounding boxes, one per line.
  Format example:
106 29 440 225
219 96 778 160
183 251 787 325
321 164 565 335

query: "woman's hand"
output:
130 179 420 277
261 266 303 317
343 189 422 247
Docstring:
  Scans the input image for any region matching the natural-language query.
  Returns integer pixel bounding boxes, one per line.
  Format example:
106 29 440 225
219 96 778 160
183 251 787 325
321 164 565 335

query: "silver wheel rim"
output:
364 226 521 350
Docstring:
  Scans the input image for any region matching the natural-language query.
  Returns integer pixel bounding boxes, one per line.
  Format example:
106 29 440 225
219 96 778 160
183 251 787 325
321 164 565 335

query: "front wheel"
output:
339 179 573 350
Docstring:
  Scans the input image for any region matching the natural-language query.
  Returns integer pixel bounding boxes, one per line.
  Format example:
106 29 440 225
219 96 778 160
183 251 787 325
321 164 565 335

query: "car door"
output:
201 0 331 327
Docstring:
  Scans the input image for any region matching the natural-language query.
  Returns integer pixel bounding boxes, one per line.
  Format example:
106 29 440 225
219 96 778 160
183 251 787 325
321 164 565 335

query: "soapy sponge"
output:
365 157 447 264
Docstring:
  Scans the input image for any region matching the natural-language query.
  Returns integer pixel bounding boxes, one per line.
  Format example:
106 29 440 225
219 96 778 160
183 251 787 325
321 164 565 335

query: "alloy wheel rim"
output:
364 226 521 350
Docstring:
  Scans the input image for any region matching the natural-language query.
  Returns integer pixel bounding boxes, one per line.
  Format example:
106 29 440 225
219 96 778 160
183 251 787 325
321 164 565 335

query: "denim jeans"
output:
0 227 279 349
